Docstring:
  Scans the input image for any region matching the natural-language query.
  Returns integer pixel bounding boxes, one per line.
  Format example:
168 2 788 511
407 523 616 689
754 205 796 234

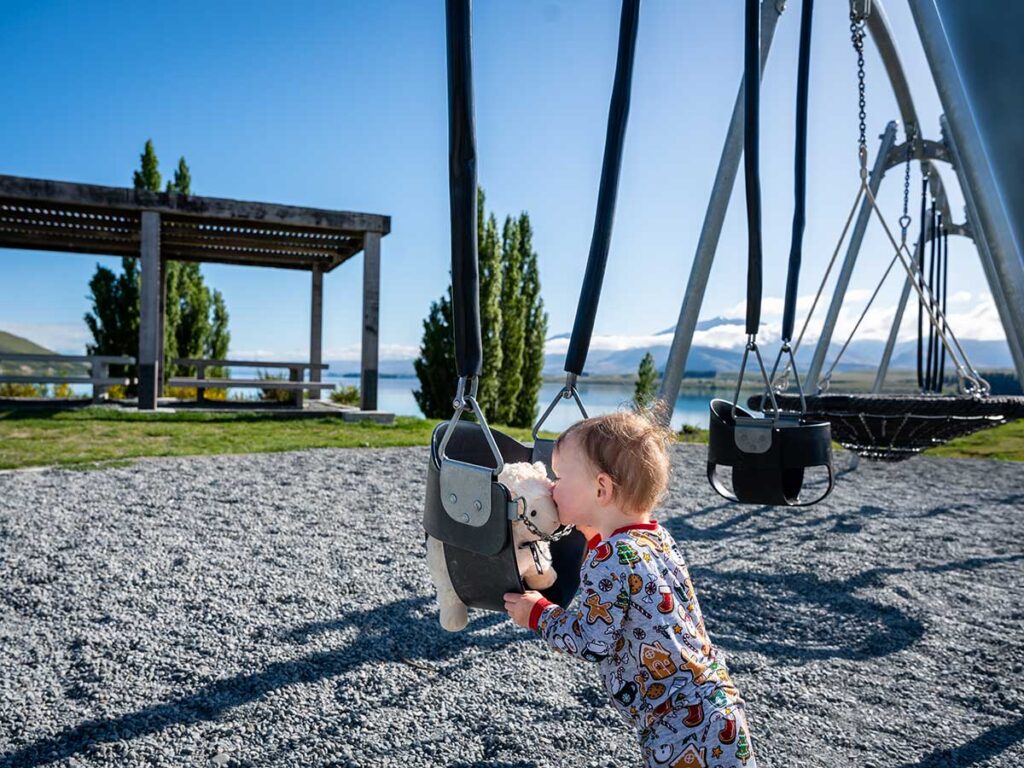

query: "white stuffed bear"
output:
426 460 563 632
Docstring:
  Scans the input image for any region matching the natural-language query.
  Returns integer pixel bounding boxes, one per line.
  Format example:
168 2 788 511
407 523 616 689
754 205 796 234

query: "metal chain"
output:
899 127 913 244
850 12 868 175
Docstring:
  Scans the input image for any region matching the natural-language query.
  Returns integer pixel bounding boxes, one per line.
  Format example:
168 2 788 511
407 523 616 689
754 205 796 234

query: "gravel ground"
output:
1 444 1022 768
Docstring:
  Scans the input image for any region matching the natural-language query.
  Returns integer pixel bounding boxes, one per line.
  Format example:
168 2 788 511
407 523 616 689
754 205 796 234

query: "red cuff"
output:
529 597 556 630
586 534 603 551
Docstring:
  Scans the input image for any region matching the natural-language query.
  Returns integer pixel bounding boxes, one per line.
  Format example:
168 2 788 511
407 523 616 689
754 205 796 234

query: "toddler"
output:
504 410 757 768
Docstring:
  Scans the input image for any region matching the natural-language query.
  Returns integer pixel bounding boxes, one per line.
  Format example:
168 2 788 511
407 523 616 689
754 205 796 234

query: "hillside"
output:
0 330 56 355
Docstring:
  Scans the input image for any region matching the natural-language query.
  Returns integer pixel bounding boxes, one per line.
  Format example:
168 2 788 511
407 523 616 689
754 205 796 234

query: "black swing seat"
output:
707 398 834 506
423 420 587 613
749 393 1024 462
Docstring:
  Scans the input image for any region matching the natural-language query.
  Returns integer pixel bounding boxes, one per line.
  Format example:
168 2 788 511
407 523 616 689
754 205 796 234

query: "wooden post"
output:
290 365 303 408
157 257 167 397
138 211 161 410
197 362 206 403
92 359 107 403
310 262 323 401
360 232 380 411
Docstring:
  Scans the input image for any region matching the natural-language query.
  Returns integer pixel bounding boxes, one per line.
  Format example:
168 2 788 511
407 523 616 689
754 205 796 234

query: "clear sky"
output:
0 0 1006 364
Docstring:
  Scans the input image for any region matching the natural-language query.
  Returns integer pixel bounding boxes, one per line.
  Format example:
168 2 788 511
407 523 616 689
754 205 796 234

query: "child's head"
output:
550 407 676 529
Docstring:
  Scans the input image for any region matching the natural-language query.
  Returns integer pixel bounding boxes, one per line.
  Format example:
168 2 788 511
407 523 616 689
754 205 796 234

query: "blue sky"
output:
0 1 1006 365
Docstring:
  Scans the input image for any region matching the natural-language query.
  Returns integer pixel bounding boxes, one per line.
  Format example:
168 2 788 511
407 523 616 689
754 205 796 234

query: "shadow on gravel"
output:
895 715 1024 767
0 596 524 768
684 553 1023 664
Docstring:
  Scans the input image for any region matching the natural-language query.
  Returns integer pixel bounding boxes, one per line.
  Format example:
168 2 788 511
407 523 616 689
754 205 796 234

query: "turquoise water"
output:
63 376 715 429
361 377 713 431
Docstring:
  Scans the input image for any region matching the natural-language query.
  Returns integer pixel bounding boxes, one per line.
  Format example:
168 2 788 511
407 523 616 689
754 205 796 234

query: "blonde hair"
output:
554 404 677 516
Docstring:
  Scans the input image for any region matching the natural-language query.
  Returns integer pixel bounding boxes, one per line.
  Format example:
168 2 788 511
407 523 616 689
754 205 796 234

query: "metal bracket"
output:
440 458 493 527
884 139 951 171
850 0 871 22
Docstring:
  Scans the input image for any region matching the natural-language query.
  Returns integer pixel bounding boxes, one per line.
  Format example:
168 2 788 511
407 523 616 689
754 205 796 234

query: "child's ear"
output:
595 472 615 503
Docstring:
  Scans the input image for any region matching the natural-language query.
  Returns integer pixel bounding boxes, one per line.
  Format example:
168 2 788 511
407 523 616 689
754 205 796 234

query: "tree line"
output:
414 190 547 427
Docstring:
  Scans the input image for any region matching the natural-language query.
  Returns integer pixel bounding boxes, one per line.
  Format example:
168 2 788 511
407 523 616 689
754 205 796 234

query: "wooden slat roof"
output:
0 175 390 272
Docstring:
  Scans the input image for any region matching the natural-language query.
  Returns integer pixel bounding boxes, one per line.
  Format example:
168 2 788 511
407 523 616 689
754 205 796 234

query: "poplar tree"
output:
512 212 547 428
413 285 457 419
633 351 659 411
85 140 230 390
496 216 525 426
477 190 503 423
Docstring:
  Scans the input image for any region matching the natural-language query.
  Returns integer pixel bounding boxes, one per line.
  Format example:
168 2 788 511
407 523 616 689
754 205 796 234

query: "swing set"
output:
423 0 1024 614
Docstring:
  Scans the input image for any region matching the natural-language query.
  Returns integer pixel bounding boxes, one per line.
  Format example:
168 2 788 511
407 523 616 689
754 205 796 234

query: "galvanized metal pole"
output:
656 0 785 423
939 116 1024 381
873 227 927 392
908 0 1024 383
805 122 898 390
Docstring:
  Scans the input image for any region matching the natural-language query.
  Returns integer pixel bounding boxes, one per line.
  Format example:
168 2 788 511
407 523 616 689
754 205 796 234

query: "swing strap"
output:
446 0 481 381
782 0 814 343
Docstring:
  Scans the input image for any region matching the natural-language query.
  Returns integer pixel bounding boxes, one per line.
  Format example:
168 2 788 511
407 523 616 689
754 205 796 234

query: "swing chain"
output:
850 12 868 177
899 127 913 245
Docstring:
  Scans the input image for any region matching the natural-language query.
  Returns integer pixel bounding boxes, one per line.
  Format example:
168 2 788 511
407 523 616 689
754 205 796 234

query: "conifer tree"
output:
167 157 191 194
633 351 659 411
512 212 547 428
133 140 161 192
477 190 503 423
496 216 525 425
85 140 231 389
413 285 457 419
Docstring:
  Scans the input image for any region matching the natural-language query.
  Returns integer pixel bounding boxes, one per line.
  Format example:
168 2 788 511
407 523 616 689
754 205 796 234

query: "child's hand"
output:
503 590 545 629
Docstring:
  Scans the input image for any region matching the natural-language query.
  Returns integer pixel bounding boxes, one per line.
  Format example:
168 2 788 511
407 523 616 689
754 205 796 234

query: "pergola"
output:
0 174 390 410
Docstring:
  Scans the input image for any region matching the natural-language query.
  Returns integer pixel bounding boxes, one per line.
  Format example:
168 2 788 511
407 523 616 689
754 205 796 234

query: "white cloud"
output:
543 293 1007 358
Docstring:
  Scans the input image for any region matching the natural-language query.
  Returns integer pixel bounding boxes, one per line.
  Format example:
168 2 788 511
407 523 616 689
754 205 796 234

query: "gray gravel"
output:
1 445 1022 767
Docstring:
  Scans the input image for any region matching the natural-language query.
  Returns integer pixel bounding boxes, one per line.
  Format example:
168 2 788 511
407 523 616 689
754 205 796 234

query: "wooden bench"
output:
168 358 330 407
0 353 135 402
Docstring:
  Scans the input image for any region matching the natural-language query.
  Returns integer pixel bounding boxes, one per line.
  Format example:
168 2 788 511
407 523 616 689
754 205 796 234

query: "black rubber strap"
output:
915 176 929 391
925 204 938 391
743 0 763 336
565 0 641 375
782 0 814 342
938 227 948 390
446 0 482 379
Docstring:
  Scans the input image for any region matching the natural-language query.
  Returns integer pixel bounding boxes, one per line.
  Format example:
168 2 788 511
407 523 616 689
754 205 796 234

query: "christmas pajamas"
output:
529 522 757 768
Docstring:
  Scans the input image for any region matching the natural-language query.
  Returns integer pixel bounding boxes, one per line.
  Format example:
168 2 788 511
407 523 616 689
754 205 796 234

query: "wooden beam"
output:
0 175 390 234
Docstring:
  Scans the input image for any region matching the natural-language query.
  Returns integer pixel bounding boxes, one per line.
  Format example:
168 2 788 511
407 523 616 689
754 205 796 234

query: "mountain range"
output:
323 315 1015 378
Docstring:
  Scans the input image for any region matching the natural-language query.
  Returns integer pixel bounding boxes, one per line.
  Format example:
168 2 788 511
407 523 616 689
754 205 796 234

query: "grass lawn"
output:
0 405 1020 471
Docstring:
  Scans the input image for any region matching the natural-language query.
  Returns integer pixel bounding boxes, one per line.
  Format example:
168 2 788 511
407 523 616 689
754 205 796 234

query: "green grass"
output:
0 405 1019 471
928 418 1024 461
0 407 573 470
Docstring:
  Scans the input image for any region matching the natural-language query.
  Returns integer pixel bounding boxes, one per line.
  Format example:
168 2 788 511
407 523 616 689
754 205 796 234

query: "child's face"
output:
550 437 603 530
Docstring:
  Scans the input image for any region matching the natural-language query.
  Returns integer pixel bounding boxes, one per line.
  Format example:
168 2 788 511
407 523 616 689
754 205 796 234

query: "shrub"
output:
0 382 47 397
330 384 360 406
164 385 228 401
257 370 293 403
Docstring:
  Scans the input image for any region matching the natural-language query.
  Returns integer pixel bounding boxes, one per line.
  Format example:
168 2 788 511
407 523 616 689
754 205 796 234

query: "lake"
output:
358 377 713 431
